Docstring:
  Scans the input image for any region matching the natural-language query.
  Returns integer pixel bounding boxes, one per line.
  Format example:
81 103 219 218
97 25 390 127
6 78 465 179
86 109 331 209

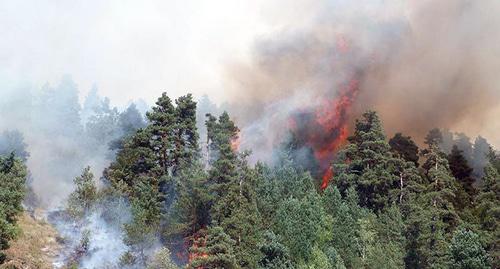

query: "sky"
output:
0 0 318 105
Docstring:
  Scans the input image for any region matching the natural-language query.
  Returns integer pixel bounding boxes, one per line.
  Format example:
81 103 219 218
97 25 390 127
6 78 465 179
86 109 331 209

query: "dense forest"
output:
0 84 498 269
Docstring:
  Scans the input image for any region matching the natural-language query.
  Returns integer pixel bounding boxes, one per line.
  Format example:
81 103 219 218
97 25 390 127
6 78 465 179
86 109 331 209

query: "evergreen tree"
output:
424 128 443 148
448 229 490 269
323 187 366 268
415 144 459 268
472 136 491 178
173 94 199 172
167 162 211 262
109 103 147 151
448 145 475 210
257 231 294 269
256 151 316 229
476 163 500 266
206 112 261 267
334 111 404 211
454 133 474 165
146 93 177 174
274 192 332 264
67 166 97 217
0 153 27 263
389 132 419 166
188 226 238 269
123 180 163 265
119 103 146 136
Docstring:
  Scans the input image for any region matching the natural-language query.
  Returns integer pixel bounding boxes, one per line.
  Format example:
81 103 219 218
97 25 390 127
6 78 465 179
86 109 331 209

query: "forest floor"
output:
1 211 62 269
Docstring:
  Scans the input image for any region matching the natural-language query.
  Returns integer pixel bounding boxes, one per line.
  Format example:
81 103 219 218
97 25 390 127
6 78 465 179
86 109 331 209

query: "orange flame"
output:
289 77 358 190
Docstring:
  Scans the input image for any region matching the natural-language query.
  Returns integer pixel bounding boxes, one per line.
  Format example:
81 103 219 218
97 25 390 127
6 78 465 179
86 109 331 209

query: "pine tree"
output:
0 153 27 263
257 231 294 269
173 94 199 172
424 128 443 148
146 93 177 174
274 192 332 264
448 145 475 210
389 133 419 166
123 180 163 265
322 187 365 268
334 111 405 211
448 229 490 269
188 226 238 269
67 166 97 217
167 162 211 262
205 112 261 268
256 151 316 229
472 136 491 178
414 143 459 268
475 163 499 266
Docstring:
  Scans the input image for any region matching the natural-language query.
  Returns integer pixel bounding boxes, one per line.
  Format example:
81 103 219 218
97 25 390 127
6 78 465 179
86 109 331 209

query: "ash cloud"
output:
224 0 500 151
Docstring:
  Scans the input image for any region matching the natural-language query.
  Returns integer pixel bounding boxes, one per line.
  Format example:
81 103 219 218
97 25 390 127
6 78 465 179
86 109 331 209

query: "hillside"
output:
1 212 61 269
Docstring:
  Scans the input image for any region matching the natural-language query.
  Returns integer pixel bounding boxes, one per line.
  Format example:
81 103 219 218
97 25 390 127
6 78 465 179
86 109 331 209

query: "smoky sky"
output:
0 0 499 148
223 0 500 149
0 0 301 105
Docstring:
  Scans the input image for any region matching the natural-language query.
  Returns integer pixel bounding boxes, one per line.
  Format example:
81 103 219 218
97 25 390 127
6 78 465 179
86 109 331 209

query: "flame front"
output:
289 78 359 190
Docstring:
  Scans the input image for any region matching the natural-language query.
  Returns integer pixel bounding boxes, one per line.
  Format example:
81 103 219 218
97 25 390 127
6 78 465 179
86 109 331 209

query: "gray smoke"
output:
223 0 500 155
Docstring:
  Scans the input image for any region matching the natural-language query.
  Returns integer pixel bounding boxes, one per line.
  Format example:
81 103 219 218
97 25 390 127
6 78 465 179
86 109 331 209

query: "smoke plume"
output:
225 0 500 161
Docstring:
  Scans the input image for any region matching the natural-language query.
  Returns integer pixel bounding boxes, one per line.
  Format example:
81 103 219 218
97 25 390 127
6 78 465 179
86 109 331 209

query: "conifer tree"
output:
334 111 407 211
389 133 419 166
476 163 499 266
67 166 97 217
188 226 238 269
0 153 27 263
448 229 490 269
274 192 332 264
205 112 261 267
173 94 199 172
146 93 177 174
448 145 475 210
257 231 294 269
411 143 459 268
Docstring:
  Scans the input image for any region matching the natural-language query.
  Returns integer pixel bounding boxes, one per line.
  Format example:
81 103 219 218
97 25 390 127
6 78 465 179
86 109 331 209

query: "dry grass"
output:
1 212 62 269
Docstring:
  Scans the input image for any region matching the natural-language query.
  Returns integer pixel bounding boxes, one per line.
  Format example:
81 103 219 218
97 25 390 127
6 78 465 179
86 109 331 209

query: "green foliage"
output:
257 231 294 269
389 132 419 166
188 226 238 269
274 192 332 263
448 229 490 269
205 112 261 268
476 163 500 266
169 163 211 238
334 111 413 212
95 97 500 269
67 166 97 218
255 153 316 230
424 128 443 148
0 153 27 261
448 145 476 210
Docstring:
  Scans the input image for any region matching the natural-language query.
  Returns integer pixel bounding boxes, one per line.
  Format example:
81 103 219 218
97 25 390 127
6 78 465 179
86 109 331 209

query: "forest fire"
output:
289 78 359 189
